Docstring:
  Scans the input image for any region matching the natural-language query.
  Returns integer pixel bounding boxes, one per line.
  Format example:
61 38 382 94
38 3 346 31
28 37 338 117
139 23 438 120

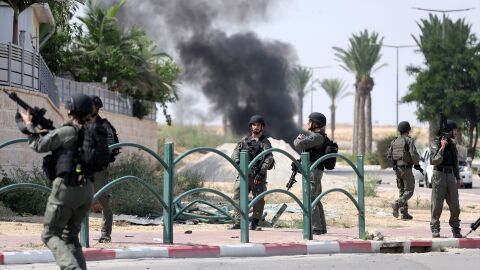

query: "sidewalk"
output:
1 224 479 265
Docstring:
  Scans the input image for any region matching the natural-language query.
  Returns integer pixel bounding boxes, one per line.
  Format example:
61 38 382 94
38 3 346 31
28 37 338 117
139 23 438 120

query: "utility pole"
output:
382 44 417 129
413 7 475 40
307 65 332 113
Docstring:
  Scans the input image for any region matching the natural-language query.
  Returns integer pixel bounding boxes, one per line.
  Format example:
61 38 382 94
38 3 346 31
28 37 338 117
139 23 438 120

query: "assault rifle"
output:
464 216 480 237
437 113 450 140
286 159 300 190
2 89 55 134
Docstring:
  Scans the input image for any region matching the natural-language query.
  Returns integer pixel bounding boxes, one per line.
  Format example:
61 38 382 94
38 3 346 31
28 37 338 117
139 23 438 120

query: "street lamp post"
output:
382 45 416 128
307 65 332 113
413 7 475 40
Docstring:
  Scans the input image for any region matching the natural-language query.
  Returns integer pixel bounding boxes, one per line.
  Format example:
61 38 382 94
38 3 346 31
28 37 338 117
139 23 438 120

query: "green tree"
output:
403 15 480 157
320 78 350 141
333 30 385 155
40 0 83 74
289 66 315 128
71 0 181 120
2 0 47 45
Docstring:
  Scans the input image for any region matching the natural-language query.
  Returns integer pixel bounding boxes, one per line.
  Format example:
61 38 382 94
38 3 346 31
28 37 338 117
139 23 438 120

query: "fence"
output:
0 42 59 106
0 138 365 248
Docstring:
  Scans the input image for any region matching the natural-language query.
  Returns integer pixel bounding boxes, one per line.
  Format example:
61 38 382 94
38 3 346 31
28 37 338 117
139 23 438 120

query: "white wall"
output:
0 5 37 51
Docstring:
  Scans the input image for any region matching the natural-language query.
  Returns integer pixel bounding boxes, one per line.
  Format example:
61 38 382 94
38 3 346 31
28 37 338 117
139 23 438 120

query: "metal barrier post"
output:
357 155 365 239
240 150 249 243
163 143 174 244
80 213 89 247
301 152 312 240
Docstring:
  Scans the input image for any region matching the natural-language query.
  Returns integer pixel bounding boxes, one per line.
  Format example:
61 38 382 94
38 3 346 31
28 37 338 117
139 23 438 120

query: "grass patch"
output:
347 178 379 197
158 124 240 150
20 242 45 249
0 202 16 221
273 218 303 229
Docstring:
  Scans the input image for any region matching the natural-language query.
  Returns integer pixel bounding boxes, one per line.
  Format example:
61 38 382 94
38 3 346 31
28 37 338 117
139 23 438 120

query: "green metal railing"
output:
0 138 365 246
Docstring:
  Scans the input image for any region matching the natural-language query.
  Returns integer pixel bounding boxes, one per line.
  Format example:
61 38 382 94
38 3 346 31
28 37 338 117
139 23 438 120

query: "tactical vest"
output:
391 136 413 163
242 136 264 165
441 141 455 166
42 125 79 183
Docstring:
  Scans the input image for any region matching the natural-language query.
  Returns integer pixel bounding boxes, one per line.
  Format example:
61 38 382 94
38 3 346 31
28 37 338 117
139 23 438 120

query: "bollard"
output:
301 152 312 240
357 155 365 239
240 150 249 243
163 143 174 244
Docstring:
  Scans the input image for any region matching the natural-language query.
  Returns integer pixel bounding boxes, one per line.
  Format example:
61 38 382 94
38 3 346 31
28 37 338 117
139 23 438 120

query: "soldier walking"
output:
230 115 274 231
430 120 463 238
293 112 329 235
90 96 120 243
387 121 421 220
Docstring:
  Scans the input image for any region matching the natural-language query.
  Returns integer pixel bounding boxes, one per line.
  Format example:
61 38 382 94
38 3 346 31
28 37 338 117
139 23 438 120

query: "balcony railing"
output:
0 42 156 121
0 42 59 106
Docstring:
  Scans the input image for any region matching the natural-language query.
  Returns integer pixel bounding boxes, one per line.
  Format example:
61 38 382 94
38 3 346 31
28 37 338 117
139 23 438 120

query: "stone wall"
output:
0 86 158 174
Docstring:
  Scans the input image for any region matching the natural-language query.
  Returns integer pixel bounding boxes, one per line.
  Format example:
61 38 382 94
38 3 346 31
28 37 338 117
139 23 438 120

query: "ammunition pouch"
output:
42 154 56 181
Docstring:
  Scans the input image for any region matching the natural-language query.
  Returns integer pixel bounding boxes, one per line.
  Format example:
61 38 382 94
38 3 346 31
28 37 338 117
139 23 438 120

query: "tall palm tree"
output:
289 66 315 128
333 30 385 155
320 78 350 141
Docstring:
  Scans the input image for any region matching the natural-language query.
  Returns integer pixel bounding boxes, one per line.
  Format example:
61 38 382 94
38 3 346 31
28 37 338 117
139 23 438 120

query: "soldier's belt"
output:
433 166 453 174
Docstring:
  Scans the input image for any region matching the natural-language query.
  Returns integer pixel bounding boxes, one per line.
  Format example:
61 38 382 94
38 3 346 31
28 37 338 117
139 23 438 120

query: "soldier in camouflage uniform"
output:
20 94 94 270
230 115 274 231
294 112 328 235
387 121 421 220
430 120 463 238
90 96 119 243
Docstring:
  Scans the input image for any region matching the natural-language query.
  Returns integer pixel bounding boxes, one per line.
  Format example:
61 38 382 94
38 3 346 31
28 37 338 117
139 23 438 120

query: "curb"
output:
1 238 479 265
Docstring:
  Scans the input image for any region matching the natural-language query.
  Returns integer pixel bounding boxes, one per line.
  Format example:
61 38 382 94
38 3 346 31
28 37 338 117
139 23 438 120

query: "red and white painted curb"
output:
1 238 479 265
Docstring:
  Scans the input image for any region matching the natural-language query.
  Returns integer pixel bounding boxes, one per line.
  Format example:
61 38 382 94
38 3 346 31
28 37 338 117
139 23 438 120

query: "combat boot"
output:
401 213 413 220
250 218 260 231
229 223 241 230
312 229 327 235
432 230 440 238
452 229 463 238
391 202 399 218
98 234 111 243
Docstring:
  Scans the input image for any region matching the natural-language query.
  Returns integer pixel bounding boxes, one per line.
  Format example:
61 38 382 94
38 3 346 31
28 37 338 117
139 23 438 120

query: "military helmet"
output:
308 112 326 127
397 121 411 133
90 95 103 109
447 120 457 130
65 93 93 115
248 115 265 126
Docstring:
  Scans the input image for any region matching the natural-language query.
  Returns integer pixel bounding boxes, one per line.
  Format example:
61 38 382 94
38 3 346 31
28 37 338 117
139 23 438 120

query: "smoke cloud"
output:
106 0 301 143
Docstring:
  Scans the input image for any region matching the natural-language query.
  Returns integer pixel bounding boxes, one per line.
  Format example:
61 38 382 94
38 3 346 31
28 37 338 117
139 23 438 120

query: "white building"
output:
0 2 55 51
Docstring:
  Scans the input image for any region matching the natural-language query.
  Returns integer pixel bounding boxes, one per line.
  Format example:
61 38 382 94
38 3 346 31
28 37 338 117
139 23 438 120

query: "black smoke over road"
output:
106 0 301 143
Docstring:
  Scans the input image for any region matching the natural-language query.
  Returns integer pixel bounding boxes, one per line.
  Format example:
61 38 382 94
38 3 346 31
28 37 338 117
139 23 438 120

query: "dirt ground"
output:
1 182 478 240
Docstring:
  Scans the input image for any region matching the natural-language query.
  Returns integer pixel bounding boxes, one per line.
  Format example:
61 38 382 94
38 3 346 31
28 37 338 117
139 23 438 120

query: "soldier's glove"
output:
254 172 265 185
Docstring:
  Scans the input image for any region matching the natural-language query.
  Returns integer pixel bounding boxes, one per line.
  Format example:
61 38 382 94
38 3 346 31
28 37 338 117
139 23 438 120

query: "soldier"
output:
387 121 421 220
90 96 120 243
294 112 328 235
230 115 274 231
20 94 94 270
430 120 463 238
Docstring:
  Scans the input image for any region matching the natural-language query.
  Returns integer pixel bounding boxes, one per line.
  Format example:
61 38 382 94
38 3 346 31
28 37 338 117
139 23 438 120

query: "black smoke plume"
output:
106 0 301 143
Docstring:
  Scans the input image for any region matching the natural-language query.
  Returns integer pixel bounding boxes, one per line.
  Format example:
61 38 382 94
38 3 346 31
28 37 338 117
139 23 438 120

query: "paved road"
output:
4 249 479 270
325 169 480 196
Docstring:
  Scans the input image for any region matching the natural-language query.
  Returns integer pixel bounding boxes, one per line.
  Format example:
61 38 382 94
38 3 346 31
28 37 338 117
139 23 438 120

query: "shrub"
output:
107 152 163 216
0 166 50 215
375 134 397 169
174 169 205 199
106 153 206 216
347 173 380 197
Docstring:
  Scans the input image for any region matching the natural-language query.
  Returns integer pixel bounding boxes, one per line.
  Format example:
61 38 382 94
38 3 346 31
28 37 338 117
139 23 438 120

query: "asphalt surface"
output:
3 249 479 270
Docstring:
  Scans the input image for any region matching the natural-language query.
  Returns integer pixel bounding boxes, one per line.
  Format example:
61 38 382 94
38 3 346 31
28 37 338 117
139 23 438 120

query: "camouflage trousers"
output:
430 170 461 232
232 175 267 223
394 167 415 214
93 170 113 237
311 169 326 232
41 177 94 270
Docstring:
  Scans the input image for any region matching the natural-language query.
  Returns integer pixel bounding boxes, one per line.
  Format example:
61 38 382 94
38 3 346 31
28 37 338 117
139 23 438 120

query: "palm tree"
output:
333 30 385 155
289 66 316 128
3 0 47 45
320 78 350 141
